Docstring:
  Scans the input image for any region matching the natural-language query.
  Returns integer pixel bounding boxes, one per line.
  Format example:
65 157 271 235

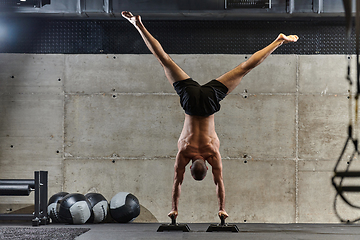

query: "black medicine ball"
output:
85 192 108 223
110 192 140 223
47 192 69 223
58 193 92 224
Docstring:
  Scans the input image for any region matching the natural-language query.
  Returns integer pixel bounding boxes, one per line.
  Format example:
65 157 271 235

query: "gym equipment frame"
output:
0 171 48 226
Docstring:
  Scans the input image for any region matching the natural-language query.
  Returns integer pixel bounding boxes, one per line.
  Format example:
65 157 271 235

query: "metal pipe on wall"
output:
288 0 295 14
317 0 324 13
104 0 112 14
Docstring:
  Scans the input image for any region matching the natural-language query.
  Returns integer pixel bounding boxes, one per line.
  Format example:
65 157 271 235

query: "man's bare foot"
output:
218 210 229 220
277 33 299 44
121 11 142 27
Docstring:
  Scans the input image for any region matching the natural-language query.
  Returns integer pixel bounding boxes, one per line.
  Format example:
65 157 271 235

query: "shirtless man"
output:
122 11 298 221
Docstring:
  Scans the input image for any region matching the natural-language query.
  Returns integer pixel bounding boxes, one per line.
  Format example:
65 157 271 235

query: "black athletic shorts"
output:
173 78 228 116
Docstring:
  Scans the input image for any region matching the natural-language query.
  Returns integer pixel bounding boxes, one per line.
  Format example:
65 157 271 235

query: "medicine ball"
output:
47 192 69 223
58 193 92 224
85 193 108 223
110 192 140 223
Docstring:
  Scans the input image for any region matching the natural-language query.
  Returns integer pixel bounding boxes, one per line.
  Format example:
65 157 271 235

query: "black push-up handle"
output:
206 214 239 232
157 214 191 232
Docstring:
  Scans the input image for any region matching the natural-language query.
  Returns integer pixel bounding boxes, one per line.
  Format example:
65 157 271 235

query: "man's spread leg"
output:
216 34 298 94
122 11 190 85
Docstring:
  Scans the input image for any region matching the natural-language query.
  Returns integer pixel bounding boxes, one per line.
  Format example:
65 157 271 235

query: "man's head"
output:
190 159 208 181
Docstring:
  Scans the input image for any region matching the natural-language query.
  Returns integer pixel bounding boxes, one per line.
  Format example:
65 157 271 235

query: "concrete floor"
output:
2 222 360 240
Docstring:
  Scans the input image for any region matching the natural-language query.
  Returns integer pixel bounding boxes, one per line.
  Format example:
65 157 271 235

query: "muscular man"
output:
122 11 298 220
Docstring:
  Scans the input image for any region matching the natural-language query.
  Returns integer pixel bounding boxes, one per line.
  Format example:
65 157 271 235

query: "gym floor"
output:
1 222 360 240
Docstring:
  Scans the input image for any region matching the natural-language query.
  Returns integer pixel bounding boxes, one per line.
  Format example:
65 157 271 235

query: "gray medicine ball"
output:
58 193 92 224
110 192 140 223
85 193 108 223
47 192 69 223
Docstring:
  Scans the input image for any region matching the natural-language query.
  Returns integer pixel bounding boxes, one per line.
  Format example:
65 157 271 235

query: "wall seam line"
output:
295 54 300 223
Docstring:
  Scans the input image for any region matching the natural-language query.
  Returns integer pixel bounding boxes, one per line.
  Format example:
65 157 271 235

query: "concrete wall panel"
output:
298 160 360 223
0 54 64 94
299 55 355 94
298 95 349 160
216 94 296 159
0 94 63 137
235 55 297 94
223 159 296 223
64 94 184 158
64 54 171 94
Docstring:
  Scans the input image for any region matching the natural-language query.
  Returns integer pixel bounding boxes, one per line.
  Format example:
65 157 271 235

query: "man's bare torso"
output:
177 114 220 166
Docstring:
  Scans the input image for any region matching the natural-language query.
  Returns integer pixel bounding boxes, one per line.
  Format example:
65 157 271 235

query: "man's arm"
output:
212 166 228 219
208 154 229 219
168 153 188 219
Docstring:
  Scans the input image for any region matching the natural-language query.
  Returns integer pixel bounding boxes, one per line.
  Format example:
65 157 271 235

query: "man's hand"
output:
218 210 229 220
168 210 178 219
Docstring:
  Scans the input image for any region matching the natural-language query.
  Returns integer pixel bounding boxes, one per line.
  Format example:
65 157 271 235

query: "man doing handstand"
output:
122 11 298 221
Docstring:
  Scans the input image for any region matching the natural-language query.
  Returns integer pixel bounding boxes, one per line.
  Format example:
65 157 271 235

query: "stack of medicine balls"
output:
47 192 140 224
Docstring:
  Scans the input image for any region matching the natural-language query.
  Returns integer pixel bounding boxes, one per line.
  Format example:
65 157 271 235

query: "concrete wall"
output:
0 53 359 223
